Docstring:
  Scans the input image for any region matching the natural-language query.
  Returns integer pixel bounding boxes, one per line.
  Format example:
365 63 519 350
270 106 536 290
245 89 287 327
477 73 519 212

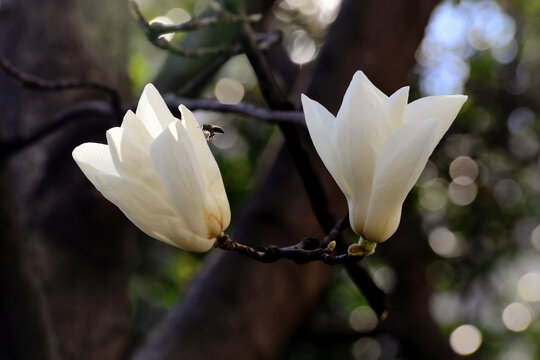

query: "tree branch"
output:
0 55 122 119
163 94 304 124
129 0 239 58
149 9 262 35
214 212 355 265
240 22 336 233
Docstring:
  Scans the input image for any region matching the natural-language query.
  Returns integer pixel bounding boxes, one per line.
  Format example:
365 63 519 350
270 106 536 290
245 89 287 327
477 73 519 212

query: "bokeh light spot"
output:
349 306 378 333
449 156 478 185
502 303 532 332
372 265 396 293
287 30 317 65
517 272 540 302
420 179 448 211
215 78 245 105
428 227 466 257
531 225 540 251
352 337 381 360
449 324 483 355
448 181 477 206
166 8 191 24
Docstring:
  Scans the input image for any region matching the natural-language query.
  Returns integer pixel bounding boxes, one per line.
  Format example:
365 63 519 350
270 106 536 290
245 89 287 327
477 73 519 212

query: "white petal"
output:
363 118 439 242
335 71 390 232
404 95 468 141
301 94 352 198
149 120 210 238
136 83 177 138
386 86 409 131
106 127 165 192
73 148 212 252
72 142 118 177
180 105 230 231
120 110 154 147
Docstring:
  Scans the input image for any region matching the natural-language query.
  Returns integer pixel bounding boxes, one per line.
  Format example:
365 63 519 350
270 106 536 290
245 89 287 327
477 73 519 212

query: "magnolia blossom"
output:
302 71 467 254
72 84 230 252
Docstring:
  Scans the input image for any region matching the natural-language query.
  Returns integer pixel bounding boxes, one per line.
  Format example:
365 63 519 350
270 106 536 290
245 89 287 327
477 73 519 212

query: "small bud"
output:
327 240 336 251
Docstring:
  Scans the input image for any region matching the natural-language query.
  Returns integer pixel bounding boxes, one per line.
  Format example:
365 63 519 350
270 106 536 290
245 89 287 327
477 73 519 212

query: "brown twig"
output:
214 212 357 265
0 56 122 120
162 94 305 125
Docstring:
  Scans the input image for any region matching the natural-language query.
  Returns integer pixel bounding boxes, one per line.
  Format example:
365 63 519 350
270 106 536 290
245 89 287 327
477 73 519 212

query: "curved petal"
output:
335 71 390 230
106 127 167 194
301 94 352 198
136 83 177 138
180 105 230 232
72 142 118 177
74 146 211 251
120 110 154 148
404 95 468 140
180 106 230 233
149 120 209 238
386 86 410 131
363 118 439 243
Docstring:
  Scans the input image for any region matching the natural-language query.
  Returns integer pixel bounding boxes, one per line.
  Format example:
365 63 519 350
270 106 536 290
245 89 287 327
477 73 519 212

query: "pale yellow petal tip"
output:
348 238 377 257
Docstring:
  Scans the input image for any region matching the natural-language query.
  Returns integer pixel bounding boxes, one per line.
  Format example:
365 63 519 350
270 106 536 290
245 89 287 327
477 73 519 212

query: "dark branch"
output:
162 95 305 125
0 101 113 156
0 56 122 119
0 95 305 157
129 1 278 59
214 212 357 265
129 0 240 58
240 22 336 233
149 10 262 35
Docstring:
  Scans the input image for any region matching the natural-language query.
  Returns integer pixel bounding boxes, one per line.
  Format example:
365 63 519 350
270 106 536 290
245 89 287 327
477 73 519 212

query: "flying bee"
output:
202 124 225 140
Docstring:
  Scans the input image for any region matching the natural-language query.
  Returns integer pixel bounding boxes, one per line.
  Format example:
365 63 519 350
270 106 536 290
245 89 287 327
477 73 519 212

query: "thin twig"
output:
256 30 282 53
0 56 122 120
149 12 262 35
162 95 305 125
320 212 349 247
214 212 358 265
130 0 240 58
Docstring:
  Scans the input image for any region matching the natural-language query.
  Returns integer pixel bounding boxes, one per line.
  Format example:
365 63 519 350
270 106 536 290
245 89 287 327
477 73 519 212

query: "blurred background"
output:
1 0 539 359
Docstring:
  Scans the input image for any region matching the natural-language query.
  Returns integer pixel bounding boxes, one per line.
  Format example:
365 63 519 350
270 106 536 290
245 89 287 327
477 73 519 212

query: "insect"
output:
202 124 225 140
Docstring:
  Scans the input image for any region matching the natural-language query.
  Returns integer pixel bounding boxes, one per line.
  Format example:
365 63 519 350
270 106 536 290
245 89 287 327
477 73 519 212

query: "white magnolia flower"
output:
301 71 467 255
73 84 230 252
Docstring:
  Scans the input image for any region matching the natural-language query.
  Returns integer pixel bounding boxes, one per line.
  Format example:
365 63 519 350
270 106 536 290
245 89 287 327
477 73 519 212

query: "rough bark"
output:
133 0 441 359
0 1 131 359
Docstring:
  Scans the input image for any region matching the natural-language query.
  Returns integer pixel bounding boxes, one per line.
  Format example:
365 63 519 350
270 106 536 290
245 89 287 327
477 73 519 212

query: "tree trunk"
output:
0 1 131 359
